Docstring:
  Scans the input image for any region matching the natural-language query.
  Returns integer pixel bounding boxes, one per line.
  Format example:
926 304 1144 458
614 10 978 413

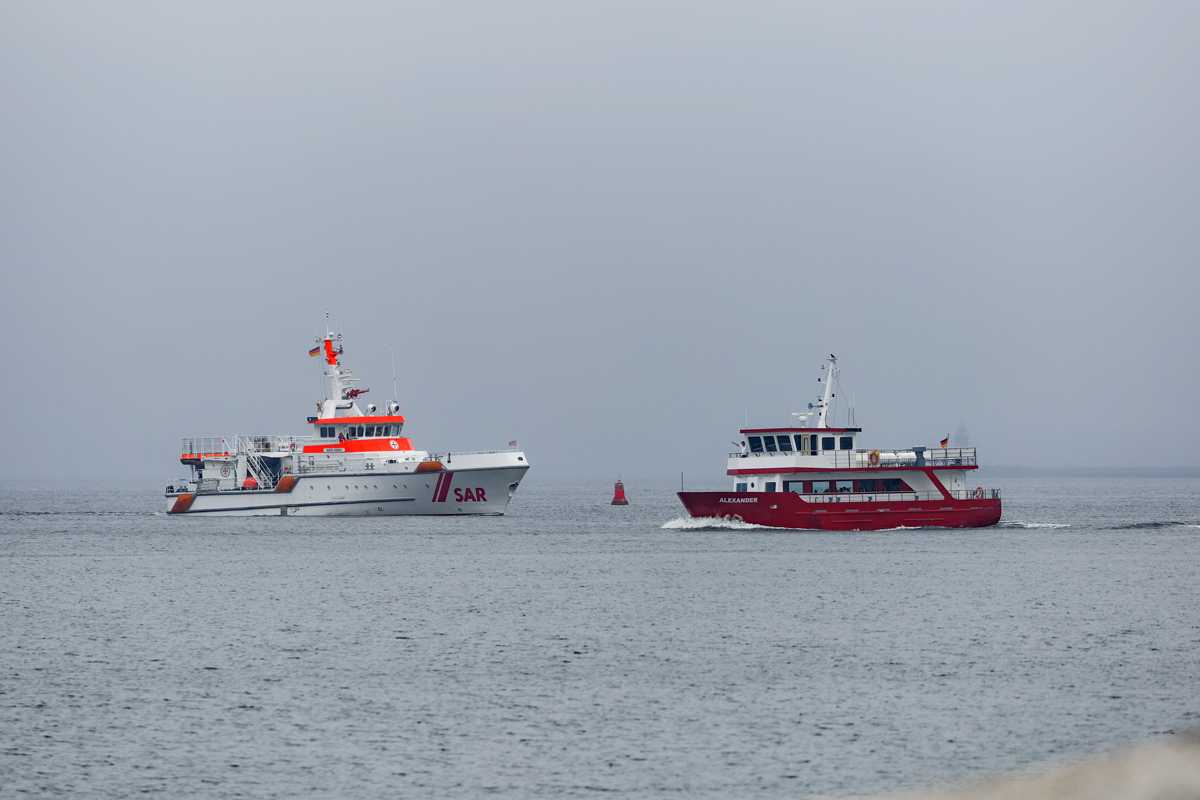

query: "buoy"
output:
243 476 258 490
611 479 629 505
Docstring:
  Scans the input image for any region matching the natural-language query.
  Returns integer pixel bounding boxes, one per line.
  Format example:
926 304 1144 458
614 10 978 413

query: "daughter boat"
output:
165 325 529 516
677 356 1001 530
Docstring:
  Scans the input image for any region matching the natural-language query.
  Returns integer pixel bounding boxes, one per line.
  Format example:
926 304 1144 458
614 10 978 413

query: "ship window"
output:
821 436 835 451
764 436 777 452
784 480 804 493
881 479 901 492
366 426 375 437
777 436 792 452
736 483 748 492
358 426 364 437
795 435 810 453
858 479 877 492
840 436 854 450
392 425 401 436
346 427 356 438
835 480 853 492
812 480 831 493
765 482 776 492
748 436 763 453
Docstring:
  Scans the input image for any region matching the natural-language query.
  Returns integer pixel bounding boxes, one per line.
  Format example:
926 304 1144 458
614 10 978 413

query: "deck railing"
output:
181 435 308 457
729 448 978 468
181 437 234 458
788 487 1000 503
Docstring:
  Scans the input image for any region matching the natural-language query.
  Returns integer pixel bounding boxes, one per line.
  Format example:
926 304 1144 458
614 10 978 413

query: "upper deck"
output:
729 439 978 474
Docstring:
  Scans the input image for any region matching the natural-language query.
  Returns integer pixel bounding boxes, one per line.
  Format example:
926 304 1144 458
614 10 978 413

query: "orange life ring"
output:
290 441 297 452
975 486 984 499
868 450 880 466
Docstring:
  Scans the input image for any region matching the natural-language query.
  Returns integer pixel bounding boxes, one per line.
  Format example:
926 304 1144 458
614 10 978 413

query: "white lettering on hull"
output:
719 497 758 503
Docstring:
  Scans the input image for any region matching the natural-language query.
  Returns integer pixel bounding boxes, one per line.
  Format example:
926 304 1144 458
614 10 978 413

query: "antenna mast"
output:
391 345 398 404
817 355 837 428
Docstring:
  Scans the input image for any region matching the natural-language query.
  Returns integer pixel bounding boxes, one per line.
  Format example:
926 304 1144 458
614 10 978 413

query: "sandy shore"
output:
859 735 1200 800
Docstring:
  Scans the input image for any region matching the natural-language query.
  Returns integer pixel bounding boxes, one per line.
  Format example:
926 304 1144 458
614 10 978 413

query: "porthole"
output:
425 484 430 489
345 485 349 489
393 485 398 489
403 484 407 489
373 485 377 489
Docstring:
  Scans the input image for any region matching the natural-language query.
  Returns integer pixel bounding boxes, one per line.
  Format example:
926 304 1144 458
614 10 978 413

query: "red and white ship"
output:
165 323 529 516
677 356 1001 530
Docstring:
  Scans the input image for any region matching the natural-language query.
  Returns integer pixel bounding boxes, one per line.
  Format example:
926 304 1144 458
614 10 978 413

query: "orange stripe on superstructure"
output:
301 438 414 454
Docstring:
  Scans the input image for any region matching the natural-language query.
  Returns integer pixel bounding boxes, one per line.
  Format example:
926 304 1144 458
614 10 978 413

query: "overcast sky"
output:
2 1 1197 486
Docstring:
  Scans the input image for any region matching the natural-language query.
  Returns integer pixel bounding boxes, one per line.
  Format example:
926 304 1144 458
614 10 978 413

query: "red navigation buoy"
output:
611 479 628 505
242 476 258 490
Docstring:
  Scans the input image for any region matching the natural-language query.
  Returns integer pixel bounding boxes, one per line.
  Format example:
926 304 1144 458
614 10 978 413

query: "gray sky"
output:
2 1 1198 485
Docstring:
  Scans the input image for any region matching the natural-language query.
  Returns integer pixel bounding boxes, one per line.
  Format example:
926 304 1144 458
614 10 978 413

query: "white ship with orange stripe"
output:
165 325 529 516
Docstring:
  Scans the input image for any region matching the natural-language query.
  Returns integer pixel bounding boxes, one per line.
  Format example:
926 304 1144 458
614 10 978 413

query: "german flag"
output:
308 346 321 357
940 435 949 448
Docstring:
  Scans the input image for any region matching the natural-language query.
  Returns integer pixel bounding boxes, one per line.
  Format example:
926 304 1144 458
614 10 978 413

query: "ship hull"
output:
677 491 1001 530
168 464 528 517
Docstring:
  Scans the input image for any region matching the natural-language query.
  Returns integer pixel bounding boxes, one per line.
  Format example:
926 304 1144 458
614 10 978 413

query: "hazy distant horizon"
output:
2 2 1197 484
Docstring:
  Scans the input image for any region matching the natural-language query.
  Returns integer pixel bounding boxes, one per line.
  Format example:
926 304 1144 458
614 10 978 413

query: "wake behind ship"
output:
165 325 528 516
677 356 1001 530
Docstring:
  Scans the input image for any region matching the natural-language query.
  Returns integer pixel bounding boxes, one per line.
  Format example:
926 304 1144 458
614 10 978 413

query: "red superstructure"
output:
677 356 1001 530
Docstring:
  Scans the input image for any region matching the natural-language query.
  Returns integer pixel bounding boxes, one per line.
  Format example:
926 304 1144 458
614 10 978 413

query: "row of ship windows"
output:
318 425 403 439
735 478 912 493
749 435 854 453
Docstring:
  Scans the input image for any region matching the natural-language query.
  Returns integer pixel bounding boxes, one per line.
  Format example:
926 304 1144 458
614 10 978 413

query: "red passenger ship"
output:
677 356 1001 530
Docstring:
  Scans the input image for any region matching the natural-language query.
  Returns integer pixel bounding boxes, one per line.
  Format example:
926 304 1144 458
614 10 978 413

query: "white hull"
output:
168 453 528 517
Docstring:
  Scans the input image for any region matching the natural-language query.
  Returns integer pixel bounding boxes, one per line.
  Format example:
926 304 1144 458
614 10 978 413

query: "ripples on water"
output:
2 479 1198 798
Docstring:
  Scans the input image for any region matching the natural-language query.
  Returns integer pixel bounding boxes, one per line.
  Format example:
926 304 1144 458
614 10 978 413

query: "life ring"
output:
975 486 984 499
868 450 880 466
290 441 296 452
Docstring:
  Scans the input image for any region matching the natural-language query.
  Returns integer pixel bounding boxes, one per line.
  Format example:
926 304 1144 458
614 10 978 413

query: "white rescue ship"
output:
165 326 529 516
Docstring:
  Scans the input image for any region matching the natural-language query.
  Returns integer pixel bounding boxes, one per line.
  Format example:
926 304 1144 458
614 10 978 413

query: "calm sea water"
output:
2 479 1198 798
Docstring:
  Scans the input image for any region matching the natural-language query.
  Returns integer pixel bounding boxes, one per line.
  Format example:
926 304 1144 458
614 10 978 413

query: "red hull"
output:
677 491 1001 530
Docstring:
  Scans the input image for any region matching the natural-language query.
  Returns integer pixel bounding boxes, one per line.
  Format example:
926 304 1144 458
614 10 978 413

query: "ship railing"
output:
180 437 234 458
948 488 1001 500
235 434 308 454
798 488 999 503
729 448 978 468
181 435 310 457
